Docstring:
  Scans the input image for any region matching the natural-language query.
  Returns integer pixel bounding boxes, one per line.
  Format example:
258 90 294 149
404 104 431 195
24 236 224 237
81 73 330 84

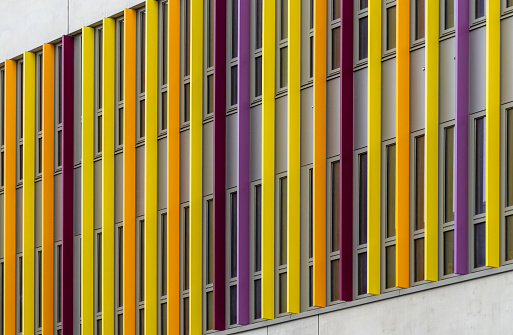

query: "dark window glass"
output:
98 29 103 109
359 17 368 60
118 314 123 335
309 36 314 78
308 265 313 306
1 70 4 144
508 109 513 206
256 0 263 49
359 153 368 245
474 222 486 268
207 200 213 284
508 0 513 8
445 127 455 222
475 117 486 215
37 250 42 328
232 0 238 58
38 137 42 174
415 135 425 230
161 214 167 295
57 46 62 124
416 0 425 39
475 0 485 19
57 130 62 167
332 161 340 252
119 20 124 100
331 27 340 70
330 259 339 301
255 57 262 97
280 47 288 88
387 144 396 238
184 83 190 122
360 0 368 9
231 192 237 278
139 100 145 138
206 292 213 330
310 0 314 28
387 6 396 50
162 4 168 85
38 56 42 131
280 177 287 265
231 66 238 106
97 115 103 153
185 0 191 76
281 0 288 40
506 216 513 261
207 75 213 114
445 0 454 29
140 12 146 93
357 253 367 295
97 233 102 312
255 185 262 272
119 107 124 145
97 320 102 335
139 220 145 302
162 92 167 130
139 308 144 335
414 238 424 282
19 144 23 180
386 245 396 288
183 298 189 335
57 245 62 322
1 151 3 187
279 273 287 313
160 303 167 335
118 226 124 306
184 207 189 290
309 168 313 258
208 0 214 67
254 279 261 319
18 257 22 331
332 0 340 20
444 230 454 275
229 285 237 325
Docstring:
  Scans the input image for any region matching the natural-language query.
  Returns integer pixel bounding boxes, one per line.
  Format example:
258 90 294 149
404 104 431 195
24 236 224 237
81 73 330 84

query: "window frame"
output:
327 157 342 304
180 204 190 335
136 9 147 142
55 242 63 333
470 0 486 27
115 18 125 150
383 0 397 57
501 104 513 266
251 0 263 103
94 26 104 158
55 43 63 171
274 172 289 316
35 53 43 179
328 0 342 74
354 0 369 66
136 217 145 335
94 229 102 335
227 0 239 111
203 0 214 119
181 0 191 127
202 199 214 333
411 0 425 47
159 1 170 132
16 254 22 335
16 59 23 184
276 0 288 94
158 210 168 335
250 181 264 322
115 222 124 335
225 187 239 327
439 0 455 37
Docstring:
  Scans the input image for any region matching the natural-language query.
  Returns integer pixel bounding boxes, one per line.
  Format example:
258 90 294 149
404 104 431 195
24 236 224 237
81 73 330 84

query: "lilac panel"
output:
236 0 251 326
454 0 469 274
213 0 227 330
340 0 353 301
61 34 74 333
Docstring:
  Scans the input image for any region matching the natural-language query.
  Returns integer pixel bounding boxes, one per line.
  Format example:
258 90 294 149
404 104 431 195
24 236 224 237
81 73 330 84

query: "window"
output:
182 206 190 335
17 256 22 334
385 4 396 51
17 61 23 183
415 0 425 40
116 225 123 335
442 125 455 276
228 191 237 325
36 53 43 176
137 10 146 140
159 213 167 335
0 68 5 188
308 0 314 79
278 0 288 90
229 0 238 107
204 200 213 331
473 116 486 269
329 161 340 302
116 19 125 148
56 44 63 169
308 168 313 306
444 0 454 30
277 177 288 313
205 0 214 116
182 0 191 124
95 28 103 156
253 0 263 98
137 219 145 334
159 2 169 130
56 244 62 332
505 109 513 263
95 232 102 334
357 0 368 61
508 0 513 9
252 184 262 320
356 152 367 296
36 249 42 331
384 143 396 289
413 134 425 283
475 0 485 19
330 0 341 70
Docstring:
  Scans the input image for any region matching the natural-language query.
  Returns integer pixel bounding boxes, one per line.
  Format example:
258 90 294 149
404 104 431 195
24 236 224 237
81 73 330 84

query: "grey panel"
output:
115 153 123 223
94 160 102 230
16 188 23 253
382 58 396 141
136 146 145 217
54 174 63 241
36 181 42 248
74 167 82 236
275 95 288 174
327 78 341 158
0 194 3 258
226 113 238 189
501 18 513 105
300 86 313 166
202 121 213 196
74 34 83 166
410 47 425 132
354 68 368 150
250 105 262 182
439 37 455 123
469 26 486 114
180 130 190 203
158 138 167 210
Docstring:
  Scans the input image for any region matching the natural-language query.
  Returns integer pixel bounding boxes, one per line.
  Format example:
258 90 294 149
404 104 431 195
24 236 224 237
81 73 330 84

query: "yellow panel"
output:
367 0 381 295
286 0 300 314
123 8 137 335
42 44 55 335
81 27 95 335
486 0 500 268
4 59 16 335
261 0 275 319
145 1 159 334
190 0 204 332
22 51 36 335
424 0 439 281
102 17 116 335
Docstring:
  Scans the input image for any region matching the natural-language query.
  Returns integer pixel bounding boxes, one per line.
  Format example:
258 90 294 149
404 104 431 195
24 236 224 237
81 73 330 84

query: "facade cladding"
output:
2 0 513 334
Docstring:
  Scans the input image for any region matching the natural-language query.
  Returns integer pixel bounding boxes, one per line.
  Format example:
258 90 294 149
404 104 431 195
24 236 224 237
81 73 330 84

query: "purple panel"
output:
61 35 74 333
213 0 227 330
236 0 251 326
339 0 353 301
454 0 469 275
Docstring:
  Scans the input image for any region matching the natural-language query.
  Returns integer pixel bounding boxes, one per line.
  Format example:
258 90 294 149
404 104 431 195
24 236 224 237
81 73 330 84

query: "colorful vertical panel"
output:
395 0 410 288
145 0 159 333
486 0 500 268
61 34 75 334
81 27 95 335
261 0 275 318
237 0 250 325
339 0 354 301
367 0 381 295
22 51 36 335
454 0 469 275
424 0 439 281
102 17 116 335
3 58 16 335
123 8 137 335
213 0 227 329
313 0 327 308
42 43 55 335
286 0 300 314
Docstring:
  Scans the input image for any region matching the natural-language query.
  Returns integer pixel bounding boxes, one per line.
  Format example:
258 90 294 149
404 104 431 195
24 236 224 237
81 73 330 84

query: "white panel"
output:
469 26 486 114
354 68 368 150
327 77 341 158
382 58 396 141
410 47 425 132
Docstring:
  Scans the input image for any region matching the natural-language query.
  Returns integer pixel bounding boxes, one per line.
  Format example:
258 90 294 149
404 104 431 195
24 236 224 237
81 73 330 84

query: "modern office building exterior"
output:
0 0 513 334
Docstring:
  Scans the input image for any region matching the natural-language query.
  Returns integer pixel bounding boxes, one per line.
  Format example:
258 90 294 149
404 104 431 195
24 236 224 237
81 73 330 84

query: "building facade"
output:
0 0 513 334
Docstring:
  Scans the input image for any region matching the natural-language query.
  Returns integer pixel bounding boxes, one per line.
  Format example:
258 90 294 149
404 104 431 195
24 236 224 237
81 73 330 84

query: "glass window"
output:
445 0 454 29
56 245 62 323
332 27 340 70
97 233 102 312
255 185 261 272
18 257 22 332
207 75 213 114
57 130 62 167
37 250 42 328
206 292 213 330
475 117 486 215
97 115 103 153
279 273 287 313
445 127 455 222
386 144 396 237
357 252 367 295
161 214 167 295
474 222 486 268
119 108 124 145
139 220 145 301
140 11 146 93
118 227 124 307
360 0 368 9
385 245 396 289
183 298 189 335
415 0 425 40
309 36 314 78
507 109 513 207
119 20 125 100
161 92 167 130
185 0 191 76
232 0 238 58
280 177 287 266
359 153 368 245
358 16 368 60
256 0 263 49
414 238 424 282
415 135 425 231
208 0 214 67
280 47 288 88
97 29 103 109
229 285 237 325
184 83 190 122
330 259 340 301
254 279 261 319
160 304 166 334
508 0 513 8
231 66 238 106
386 6 396 50
309 168 313 258
506 216 513 261
139 100 145 138
310 0 314 28
475 0 485 19
207 201 213 284
332 161 340 251
444 230 454 275
332 0 340 20
184 207 190 290
281 0 288 40
255 56 262 98
231 192 237 278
